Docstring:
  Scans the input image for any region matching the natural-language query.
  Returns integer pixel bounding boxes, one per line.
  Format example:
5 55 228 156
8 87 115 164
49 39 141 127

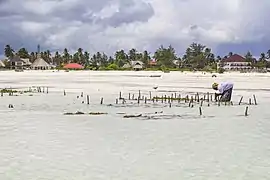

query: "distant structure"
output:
217 54 252 71
30 45 51 70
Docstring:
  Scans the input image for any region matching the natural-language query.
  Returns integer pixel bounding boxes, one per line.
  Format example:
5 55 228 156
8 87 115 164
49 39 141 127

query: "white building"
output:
217 54 252 71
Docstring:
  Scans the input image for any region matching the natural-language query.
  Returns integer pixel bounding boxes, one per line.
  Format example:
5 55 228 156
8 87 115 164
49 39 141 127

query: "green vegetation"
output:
3 42 270 71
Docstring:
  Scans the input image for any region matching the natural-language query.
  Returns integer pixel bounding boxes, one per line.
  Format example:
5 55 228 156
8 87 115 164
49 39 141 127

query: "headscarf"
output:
212 82 218 89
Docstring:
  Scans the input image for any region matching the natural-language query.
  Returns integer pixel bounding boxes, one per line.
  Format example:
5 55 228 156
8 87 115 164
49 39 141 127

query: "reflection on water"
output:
0 71 270 180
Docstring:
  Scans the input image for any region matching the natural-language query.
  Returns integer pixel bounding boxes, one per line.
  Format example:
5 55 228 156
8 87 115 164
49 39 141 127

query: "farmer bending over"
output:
212 82 234 102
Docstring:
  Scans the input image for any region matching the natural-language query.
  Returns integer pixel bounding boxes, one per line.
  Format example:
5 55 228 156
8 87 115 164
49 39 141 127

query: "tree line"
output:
3 43 270 70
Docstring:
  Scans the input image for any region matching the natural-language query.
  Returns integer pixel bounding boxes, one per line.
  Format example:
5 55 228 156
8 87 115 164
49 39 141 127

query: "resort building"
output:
217 54 252 71
31 54 51 70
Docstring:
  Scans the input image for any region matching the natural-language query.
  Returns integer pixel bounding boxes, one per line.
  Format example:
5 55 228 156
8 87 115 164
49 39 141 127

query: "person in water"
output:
212 82 234 101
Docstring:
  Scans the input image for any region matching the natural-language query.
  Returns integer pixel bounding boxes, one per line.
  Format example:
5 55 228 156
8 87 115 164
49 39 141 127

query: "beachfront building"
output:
131 60 143 71
31 54 51 70
122 60 144 71
9 56 25 70
217 54 252 71
0 60 5 68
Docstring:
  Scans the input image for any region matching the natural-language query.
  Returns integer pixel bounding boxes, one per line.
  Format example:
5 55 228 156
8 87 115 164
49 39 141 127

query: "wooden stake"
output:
119 91 122 99
239 96 243 105
253 95 257 105
199 107 202 116
100 97 103 104
249 98 251 105
149 91 152 100
81 92 83 97
46 87 48 94
144 97 147 104
64 90 66 96
128 93 130 100
87 95 90 105
245 106 248 116
138 90 141 100
169 103 172 108
115 99 118 104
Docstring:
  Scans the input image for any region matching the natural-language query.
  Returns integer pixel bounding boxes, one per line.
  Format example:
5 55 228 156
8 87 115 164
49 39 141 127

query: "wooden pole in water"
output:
137 96 140 104
119 91 122 99
188 99 192 107
46 87 48 94
87 95 90 105
239 96 243 105
149 91 152 100
207 92 209 102
138 90 141 100
199 107 202 116
161 95 164 103
164 95 167 102
81 92 83 97
249 98 251 105
144 97 147 104
253 95 257 105
178 94 181 103
64 90 66 96
169 103 172 108
100 97 103 104
200 99 203 107
155 95 158 102
245 106 248 116
115 99 118 104
132 94 134 100
197 93 199 102
43 87 45 93
128 93 130 100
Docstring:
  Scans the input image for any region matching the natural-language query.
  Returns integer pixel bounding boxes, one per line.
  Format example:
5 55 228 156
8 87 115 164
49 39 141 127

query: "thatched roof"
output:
133 64 143 69
123 63 131 68
0 60 5 67
31 57 50 68
21 58 32 65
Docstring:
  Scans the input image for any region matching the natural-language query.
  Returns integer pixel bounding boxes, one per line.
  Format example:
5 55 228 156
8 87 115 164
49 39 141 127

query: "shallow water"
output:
0 70 270 180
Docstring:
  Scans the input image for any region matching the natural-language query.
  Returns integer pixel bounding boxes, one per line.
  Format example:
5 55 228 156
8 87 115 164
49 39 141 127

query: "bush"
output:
217 68 225 74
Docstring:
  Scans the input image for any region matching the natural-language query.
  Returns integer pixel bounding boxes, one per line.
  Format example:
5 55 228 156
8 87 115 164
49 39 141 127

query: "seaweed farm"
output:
0 70 270 179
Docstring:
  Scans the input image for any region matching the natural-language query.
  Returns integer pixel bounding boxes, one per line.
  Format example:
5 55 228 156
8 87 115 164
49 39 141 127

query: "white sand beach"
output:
0 70 269 180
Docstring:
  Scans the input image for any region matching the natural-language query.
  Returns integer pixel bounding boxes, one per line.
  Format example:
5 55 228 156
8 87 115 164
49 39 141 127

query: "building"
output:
9 56 25 70
217 54 252 71
31 54 51 70
131 61 143 71
0 60 5 68
122 60 144 71
21 58 32 69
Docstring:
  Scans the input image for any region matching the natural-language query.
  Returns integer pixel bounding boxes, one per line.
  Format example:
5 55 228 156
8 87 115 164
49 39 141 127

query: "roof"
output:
21 58 32 65
9 56 24 62
131 61 143 66
63 63 83 69
0 60 5 67
221 54 246 63
133 64 143 69
122 63 131 68
31 57 50 67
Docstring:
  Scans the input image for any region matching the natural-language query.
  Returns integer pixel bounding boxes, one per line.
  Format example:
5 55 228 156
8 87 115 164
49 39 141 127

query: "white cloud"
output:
0 0 270 56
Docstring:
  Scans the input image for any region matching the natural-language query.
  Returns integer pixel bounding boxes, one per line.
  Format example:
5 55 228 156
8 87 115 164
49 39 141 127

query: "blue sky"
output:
1 0 270 58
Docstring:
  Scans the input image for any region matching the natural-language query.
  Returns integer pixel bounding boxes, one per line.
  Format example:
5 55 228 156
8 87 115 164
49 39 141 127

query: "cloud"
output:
0 0 270 58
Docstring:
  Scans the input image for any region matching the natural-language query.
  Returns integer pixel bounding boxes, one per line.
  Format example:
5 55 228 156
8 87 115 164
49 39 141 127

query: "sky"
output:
1 0 270 58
